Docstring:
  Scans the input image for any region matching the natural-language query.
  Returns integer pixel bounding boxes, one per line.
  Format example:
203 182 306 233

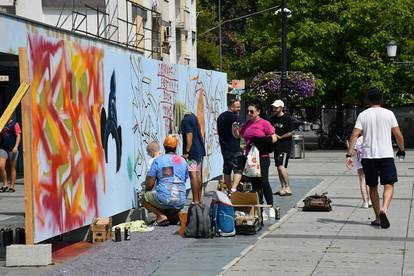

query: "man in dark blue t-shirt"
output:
181 112 206 203
217 99 243 193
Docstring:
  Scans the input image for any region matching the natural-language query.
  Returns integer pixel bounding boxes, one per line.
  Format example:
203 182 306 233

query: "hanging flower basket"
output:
250 71 316 101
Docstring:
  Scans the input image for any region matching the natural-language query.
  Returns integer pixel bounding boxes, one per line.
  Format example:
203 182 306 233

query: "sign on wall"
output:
231 79 245 95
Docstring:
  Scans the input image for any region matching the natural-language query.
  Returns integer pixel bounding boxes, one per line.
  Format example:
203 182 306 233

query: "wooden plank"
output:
18 47 35 245
0 82 29 132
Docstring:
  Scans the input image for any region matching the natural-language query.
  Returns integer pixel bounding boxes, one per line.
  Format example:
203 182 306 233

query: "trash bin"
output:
291 134 305 159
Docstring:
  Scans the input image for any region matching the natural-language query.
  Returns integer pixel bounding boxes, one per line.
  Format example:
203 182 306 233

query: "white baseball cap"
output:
271 100 284 108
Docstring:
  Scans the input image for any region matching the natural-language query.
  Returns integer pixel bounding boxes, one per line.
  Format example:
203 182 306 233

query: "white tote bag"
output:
242 145 261 178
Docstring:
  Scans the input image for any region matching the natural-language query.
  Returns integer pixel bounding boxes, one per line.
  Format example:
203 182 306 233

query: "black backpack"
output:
184 203 213 238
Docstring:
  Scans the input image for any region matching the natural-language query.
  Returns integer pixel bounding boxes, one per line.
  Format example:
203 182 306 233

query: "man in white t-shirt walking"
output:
346 88 405 229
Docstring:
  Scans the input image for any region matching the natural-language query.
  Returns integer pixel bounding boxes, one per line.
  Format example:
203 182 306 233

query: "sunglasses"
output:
248 110 255 114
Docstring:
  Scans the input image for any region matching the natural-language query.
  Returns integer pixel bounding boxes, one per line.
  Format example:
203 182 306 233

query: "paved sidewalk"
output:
0 151 412 276
222 150 414 276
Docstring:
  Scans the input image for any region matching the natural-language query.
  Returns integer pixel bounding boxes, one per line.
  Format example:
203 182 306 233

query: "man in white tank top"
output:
346 88 405 229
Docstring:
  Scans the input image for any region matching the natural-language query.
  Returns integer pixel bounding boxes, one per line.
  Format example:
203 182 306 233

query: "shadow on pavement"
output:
317 218 369 225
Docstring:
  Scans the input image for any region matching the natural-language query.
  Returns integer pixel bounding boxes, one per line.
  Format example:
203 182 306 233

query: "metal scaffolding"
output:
55 0 164 59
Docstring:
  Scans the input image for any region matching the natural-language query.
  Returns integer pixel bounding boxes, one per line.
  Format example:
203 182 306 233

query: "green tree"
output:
197 0 414 109
197 1 220 70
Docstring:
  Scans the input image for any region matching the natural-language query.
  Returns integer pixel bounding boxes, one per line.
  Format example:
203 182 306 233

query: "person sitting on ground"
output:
0 117 21 193
146 141 161 171
141 135 189 226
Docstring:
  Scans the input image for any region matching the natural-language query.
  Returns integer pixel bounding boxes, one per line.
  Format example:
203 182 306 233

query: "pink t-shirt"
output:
14 122 21 135
240 118 274 157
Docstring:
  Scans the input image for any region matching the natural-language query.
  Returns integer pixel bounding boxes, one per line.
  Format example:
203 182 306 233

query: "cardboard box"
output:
231 192 271 235
90 217 112 243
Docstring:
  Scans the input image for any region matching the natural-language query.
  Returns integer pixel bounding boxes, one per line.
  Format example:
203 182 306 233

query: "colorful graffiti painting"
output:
100 71 122 172
185 71 223 181
29 34 106 241
0 14 227 243
158 63 178 134
130 55 162 181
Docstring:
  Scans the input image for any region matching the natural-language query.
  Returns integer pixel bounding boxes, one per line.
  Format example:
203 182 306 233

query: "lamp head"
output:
387 38 397 60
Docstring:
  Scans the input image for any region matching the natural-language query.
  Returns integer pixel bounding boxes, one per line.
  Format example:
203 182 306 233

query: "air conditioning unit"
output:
165 26 172 37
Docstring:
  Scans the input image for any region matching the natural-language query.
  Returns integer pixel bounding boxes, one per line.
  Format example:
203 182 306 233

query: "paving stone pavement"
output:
0 150 412 276
222 150 414 276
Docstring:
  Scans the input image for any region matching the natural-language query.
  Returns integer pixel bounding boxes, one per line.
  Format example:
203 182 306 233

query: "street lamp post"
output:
280 0 288 105
386 37 414 70
218 0 223 71
386 38 397 61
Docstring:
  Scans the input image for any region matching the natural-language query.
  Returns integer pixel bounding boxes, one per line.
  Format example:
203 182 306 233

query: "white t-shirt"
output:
354 136 364 161
354 107 398 159
353 136 364 170
147 157 156 172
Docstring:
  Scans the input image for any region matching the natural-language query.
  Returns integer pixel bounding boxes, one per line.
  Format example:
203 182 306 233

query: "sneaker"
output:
268 207 276 219
262 210 269 221
362 202 369 209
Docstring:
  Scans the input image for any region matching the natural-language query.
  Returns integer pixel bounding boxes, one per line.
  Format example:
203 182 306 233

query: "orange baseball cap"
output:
163 135 178 149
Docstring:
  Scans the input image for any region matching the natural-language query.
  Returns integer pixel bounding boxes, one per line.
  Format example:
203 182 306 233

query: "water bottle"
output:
124 226 130 241
275 206 281 220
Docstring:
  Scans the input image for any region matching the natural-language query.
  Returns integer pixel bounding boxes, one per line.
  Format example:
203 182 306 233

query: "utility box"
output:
231 192 270 235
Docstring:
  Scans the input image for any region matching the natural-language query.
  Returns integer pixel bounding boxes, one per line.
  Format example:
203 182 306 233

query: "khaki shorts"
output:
142 191 177 211
0 149 18 161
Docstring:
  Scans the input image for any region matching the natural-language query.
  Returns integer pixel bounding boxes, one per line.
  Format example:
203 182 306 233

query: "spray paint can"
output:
0 228 5 246
3 228 13 246
15 227 25 244
114 227 121 242
124 226 130 241
275 206 281 220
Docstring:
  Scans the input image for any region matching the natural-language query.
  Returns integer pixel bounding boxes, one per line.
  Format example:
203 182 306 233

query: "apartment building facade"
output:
0 0 197 66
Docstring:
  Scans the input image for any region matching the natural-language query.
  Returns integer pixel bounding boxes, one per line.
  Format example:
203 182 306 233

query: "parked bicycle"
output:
318 123 353 149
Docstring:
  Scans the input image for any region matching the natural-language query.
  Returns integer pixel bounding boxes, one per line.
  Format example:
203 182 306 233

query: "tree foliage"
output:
197 0 414 107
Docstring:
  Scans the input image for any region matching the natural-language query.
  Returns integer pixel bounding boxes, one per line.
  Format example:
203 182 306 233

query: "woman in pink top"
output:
237 100 277 211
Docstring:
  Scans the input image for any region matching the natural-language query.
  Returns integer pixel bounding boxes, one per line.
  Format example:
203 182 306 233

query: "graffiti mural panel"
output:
0 14 226 243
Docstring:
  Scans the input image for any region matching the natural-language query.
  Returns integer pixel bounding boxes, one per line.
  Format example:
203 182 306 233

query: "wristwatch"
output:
345 154 352 158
